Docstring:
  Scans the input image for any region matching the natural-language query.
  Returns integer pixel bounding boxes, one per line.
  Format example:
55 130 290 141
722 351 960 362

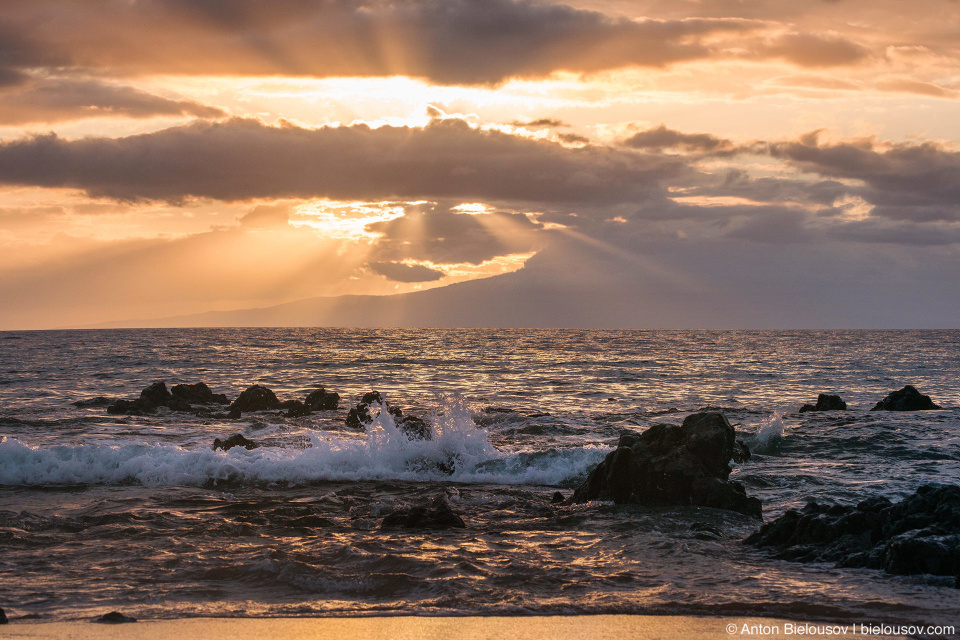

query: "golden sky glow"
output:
1 0 960 328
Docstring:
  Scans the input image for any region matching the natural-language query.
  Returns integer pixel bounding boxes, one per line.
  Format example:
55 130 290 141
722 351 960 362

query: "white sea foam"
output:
0 400 607 487
751 410 785 454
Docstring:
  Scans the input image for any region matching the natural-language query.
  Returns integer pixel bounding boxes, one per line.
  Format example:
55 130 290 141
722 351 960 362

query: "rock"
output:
345 390 403 429
571 412 762 518
107 381 193 414
213 433 259 451
227 407 242 419
171 382 229 405
0 607 6 624
871 385 940 411
691 522 723 540
551 491 565 504
746 484 960 584
72 396 112 408
799 394 847 412
229 385 281 412
381 496 466 529
283 400 312 418
397 415 432 441
305 387 339 411
95 611 137 623
733 438 751 463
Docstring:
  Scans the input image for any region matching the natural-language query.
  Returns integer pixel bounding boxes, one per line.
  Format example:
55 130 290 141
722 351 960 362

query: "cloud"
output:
769 136 960 220
875 78 957 98
761 32 871 67
369 261 445 282
0 117 684 204
238 203 291 227
368 207 542 265
623 125 734 153
0 0 762 84
0 78 226 124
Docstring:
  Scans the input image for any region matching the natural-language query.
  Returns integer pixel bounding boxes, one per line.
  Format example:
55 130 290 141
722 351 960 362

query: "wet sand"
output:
0 615 910 640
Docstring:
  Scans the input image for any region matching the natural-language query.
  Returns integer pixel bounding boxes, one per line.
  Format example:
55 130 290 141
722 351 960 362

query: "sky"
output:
1 0 959 329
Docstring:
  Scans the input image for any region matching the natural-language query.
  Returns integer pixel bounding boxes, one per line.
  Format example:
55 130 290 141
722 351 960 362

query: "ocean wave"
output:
0 402 606 487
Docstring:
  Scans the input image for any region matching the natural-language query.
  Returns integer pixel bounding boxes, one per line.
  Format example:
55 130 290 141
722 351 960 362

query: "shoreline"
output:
0 615 916 640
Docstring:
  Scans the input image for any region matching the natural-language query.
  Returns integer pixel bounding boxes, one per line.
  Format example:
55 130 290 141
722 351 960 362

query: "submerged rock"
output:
799 394 847 412
871 385 940 411
746 484 960 585
171 382 229 405
229 385 280 412
213 433 259 451
381 496 466 529
571 412 762 518
72 396 112 408
282 400 312 418
95 611 137 623
305 387 340 411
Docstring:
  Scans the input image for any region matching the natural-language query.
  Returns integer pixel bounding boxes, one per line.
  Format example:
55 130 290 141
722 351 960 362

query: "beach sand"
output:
0 615 911 640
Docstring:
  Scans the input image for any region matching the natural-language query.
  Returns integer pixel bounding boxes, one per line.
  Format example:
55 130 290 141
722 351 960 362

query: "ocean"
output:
0 328 958 624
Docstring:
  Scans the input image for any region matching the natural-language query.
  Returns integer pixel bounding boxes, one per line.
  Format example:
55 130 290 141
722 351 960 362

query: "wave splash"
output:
0 399 606 487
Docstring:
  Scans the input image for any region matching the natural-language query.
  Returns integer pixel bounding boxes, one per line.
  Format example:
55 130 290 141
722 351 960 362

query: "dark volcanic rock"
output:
95 611 137 623
381 496 466 529
397 415 432 441
551 491 565 504
799 394 847 413
227 408 242 419
746 484 960 584
72 396 112 408
0 607 6 624
283 400 312 418
171 382 229 405
733 438 751 463
345 390 403 429
572 412 762 518
871 385 941 411
107 381 193 414
305 387 340 411
229 385 281 412
213 433 259 451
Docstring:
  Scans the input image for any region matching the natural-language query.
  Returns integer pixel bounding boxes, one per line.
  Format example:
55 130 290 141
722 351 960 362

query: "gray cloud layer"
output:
0 0 871 85
0 117 682 203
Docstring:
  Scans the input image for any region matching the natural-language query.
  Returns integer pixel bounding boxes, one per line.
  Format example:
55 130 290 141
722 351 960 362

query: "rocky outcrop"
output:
95 612 137 624
572 412 762 518
305 387 339 411
228 385 280 412
746 484 960 587
171 382 229 405
346 391 401 428
107 381 189 415
345 391 434 440
213 433 259 451
799 394 847 412
381 496 466 529
0 607 6 624
107 381 231 415
871 385 941 411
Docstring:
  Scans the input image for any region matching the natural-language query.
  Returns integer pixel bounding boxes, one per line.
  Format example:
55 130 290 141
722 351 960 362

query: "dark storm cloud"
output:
369 261 446 282
0 0 761 84
368 208 541 265
623 125 734 153
0 117 683 204
769 137 960 220
0 79 225 124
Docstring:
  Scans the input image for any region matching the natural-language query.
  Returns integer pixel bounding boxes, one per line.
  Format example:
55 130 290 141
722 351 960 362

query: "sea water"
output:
0 329 958 622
